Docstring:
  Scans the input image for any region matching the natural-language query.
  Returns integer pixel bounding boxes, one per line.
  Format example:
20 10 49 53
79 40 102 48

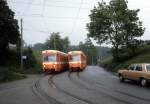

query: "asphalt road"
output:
0 66 150 104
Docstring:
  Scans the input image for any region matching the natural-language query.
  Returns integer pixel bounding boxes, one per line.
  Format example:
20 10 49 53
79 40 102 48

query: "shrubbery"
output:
0 0 41 83
0 47 42 82
22 47 42 74
0 67 26 82
101 45 150 72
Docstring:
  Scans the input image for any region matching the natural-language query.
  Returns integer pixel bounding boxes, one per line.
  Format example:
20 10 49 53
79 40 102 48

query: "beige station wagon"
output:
118 63 150 86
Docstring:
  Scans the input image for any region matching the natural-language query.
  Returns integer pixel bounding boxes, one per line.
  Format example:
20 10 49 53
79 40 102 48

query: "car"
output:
118 63 150 87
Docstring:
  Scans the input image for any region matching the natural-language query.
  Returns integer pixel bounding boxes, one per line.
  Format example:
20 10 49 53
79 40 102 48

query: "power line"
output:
23 28 49 34
7 0 91 9
70 0 84 35
22 0 35 16
7 0 94 41
41 0 49 32
7 0 96 5
42 0 46 16
7 0 93 20
42 16 50 33
45 0 96 5
15 14 88 20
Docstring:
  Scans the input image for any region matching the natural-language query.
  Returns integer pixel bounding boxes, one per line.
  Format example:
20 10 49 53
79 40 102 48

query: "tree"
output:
0 0 20 51
33 43 45 51
62 37 70 52
44 32 70 52
87 0 145 61
79 38 97 65
23 47 37 69
69 45 80 51
0 0 20 65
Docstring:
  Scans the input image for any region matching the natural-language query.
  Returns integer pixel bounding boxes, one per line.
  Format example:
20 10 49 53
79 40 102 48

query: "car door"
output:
132 65 143 80
124 65 135 79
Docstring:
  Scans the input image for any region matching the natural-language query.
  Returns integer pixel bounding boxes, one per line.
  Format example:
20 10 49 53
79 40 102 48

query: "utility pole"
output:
20 18 23 70
92 56 93 65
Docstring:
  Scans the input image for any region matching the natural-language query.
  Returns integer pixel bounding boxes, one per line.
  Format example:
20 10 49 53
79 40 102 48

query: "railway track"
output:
68 71 135 104
48 74 92 104
32 76 62 104
31 71 150 104
77 71 150 102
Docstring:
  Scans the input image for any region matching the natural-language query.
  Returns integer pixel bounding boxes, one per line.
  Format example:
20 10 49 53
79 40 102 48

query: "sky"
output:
7 0 150 45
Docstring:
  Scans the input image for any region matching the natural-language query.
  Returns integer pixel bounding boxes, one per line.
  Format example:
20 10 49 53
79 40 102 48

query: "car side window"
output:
128 65 134 71
135 65 142 71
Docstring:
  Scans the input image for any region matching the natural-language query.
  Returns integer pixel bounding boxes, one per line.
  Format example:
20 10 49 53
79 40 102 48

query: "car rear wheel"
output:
119 75 124 82
140 78 147 87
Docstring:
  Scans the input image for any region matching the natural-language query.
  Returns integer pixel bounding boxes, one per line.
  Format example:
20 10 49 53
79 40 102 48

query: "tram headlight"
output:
53 64 56 68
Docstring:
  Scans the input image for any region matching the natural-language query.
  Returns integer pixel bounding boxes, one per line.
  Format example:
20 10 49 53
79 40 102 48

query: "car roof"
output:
131 63 150 66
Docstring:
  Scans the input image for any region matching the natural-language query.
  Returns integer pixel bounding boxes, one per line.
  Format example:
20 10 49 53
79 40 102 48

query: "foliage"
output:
0 0 20 56
0 0 27 82
33 51 42 68
69 45 80 51
0 67 26 82
0 50 20 67
62 37 70 52
96 46 112 61
101 44 150 72
0 0 20 66
44 32 70 52
23 47 38 69
79 38 97 65
21 46 42 74
32 50 42 73
143 40 150 45
32 43 45 51
87 0 145 61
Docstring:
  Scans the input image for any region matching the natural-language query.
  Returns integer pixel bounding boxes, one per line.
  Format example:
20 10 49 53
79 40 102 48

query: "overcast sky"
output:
7 0 150 45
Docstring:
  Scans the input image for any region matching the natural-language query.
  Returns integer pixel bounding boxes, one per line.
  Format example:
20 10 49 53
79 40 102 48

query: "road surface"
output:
0 66 150 104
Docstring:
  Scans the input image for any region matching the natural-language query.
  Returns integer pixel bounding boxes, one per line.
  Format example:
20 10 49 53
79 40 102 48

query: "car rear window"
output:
146 65 150 71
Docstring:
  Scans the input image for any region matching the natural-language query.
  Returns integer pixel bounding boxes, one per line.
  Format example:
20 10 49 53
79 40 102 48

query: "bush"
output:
0 50 20 67
101 59 129 72
22 67 42 74
101 46 150 72
0 67 26 82
23 47 38 69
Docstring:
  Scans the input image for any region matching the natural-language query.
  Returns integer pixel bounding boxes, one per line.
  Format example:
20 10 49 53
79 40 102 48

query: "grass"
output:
0 67 27 83
22 67 42 74
101 45 150 72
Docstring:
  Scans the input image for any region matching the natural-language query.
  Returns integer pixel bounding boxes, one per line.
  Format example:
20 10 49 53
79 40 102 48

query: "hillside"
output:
101 45 150 72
